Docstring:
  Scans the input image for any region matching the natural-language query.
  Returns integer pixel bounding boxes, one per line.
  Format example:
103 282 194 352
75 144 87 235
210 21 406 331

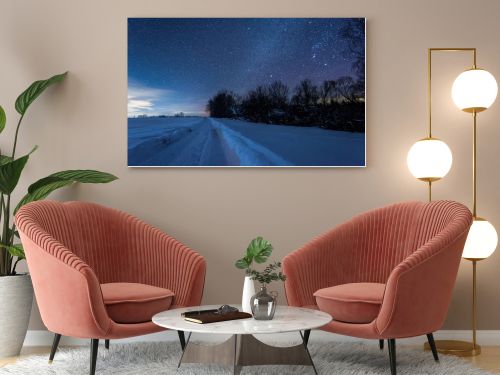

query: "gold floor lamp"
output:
407 48 498 356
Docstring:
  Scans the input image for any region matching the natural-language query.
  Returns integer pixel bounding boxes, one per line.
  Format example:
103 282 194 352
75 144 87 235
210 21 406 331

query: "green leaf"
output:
235 258 250 269
246 237 273 264
16 180 73 213
15 72 67 115
14 169 117 214
26 176 66 194
0 105 5 134
7 228 20 241
28 169 117 193
0 244 25 259
0 149 36 194
0 155 13 165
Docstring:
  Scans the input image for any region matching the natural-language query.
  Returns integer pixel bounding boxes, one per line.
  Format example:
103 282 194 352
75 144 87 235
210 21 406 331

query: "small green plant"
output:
0 72 117 276
248 261 286 285
235 237 286 284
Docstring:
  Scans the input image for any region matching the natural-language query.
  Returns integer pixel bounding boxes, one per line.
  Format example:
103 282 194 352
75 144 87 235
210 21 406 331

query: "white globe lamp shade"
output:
462 218 498 259
452 69 498 113
407 138 453 181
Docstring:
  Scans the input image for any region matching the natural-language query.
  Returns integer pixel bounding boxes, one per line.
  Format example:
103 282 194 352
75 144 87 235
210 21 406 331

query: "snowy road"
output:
128 117 365 167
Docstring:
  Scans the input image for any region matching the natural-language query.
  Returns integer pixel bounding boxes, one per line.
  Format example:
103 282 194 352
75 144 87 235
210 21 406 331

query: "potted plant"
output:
248 261 286 320
235 237 286 318
0 72 117 357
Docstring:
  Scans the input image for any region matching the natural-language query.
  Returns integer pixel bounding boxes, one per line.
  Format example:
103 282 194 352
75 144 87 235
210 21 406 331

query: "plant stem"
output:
10 223 16 240
0 252 3 277
11 114 24 159
0 194 5 275
1 213 5 275
2 194 11 274
11 258 21 275
2 113 24 276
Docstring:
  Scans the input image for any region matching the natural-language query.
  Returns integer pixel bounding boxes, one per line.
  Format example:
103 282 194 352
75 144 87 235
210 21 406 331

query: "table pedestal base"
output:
178 332 317 374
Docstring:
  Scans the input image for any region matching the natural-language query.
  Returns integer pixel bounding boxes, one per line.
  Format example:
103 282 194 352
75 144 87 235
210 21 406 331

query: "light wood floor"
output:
2 345 500 372
465 346 500 373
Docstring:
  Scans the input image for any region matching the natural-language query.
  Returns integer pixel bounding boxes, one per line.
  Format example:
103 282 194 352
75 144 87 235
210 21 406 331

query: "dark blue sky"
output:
128 18 364 117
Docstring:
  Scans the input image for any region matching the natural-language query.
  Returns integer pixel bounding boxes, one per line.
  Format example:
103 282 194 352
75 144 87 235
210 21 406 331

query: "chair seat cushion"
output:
101 283 174 324
313 283 385 324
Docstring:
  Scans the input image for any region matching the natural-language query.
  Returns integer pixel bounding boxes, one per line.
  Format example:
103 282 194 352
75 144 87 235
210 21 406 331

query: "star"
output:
128 18 364 116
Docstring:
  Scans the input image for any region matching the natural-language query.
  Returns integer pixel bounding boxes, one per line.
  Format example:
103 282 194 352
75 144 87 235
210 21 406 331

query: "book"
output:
183 311 252 324
181 309 218 317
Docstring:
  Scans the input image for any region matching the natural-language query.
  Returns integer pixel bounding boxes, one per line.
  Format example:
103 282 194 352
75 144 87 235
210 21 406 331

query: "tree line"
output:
206 77 364 132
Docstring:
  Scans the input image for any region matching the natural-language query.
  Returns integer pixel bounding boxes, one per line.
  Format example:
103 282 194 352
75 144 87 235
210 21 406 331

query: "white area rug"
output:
0 341 494 374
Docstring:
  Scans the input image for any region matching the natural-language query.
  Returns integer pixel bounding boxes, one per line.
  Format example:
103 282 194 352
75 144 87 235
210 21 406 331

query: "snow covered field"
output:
128 117 365 167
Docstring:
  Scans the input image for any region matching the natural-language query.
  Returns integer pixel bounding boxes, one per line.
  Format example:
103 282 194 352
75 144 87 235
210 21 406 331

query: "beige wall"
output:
1 0 500 331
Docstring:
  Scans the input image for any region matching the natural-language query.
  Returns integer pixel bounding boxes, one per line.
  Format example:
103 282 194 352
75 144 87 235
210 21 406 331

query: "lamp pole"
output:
423 47 484 357
470 108 479 352
424 48 476 203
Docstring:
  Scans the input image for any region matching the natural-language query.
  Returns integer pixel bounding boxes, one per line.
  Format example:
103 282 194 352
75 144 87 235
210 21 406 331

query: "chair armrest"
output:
18 230 111 339
283 220 358 307
375 227 470 338
126 219 206 307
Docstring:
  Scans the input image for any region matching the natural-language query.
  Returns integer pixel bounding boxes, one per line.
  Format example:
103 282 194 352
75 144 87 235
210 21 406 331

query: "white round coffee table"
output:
153 305 332 374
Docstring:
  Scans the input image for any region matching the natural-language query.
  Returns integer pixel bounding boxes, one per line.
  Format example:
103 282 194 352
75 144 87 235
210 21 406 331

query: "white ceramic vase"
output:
0 274 34 358
241 275 255 313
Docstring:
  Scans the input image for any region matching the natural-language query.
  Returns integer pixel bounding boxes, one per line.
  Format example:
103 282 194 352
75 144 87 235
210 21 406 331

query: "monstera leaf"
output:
235 236 274 269
246 236 273 263
235 258 251 269
15 72 67 115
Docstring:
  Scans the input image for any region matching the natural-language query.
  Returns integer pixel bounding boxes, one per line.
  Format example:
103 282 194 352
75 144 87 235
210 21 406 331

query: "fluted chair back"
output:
16 200 206 338
283 200 472 316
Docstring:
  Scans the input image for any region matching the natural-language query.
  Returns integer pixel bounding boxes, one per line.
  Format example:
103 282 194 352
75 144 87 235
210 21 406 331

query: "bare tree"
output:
319 80 336 105
339 19 365 82
291 80 319 107
268 81 289 109
335 77 359 104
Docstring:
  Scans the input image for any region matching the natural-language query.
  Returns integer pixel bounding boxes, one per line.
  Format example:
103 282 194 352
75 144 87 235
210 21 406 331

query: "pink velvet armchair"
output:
16 200 206 375
283 200 472 375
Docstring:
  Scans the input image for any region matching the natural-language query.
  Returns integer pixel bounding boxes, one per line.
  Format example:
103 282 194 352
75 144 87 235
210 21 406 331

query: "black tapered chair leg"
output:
426 333 439 362
90 339 99 375
388 339 396 375
303 329 311 347
48 333 62 363
105 339 110 350
177 330 186 350
379 339 384 350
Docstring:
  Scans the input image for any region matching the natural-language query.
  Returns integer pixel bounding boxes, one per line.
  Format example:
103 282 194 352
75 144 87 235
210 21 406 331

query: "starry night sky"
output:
128 18 364 117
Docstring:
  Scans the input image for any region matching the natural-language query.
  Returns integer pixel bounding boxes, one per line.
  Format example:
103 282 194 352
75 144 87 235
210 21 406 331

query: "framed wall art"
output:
128 18 366 167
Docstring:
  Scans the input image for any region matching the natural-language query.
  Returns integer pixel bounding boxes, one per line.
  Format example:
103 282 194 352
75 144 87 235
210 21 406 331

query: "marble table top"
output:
152 305 332 335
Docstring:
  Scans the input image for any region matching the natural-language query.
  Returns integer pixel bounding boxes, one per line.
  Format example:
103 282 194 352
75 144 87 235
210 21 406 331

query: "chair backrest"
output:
375 200 472 336
283 200 472 309
344 200 469 284
16 200 138 283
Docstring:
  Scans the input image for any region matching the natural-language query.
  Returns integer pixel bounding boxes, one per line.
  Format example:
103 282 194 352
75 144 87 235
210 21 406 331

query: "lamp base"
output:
423 340 481 357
